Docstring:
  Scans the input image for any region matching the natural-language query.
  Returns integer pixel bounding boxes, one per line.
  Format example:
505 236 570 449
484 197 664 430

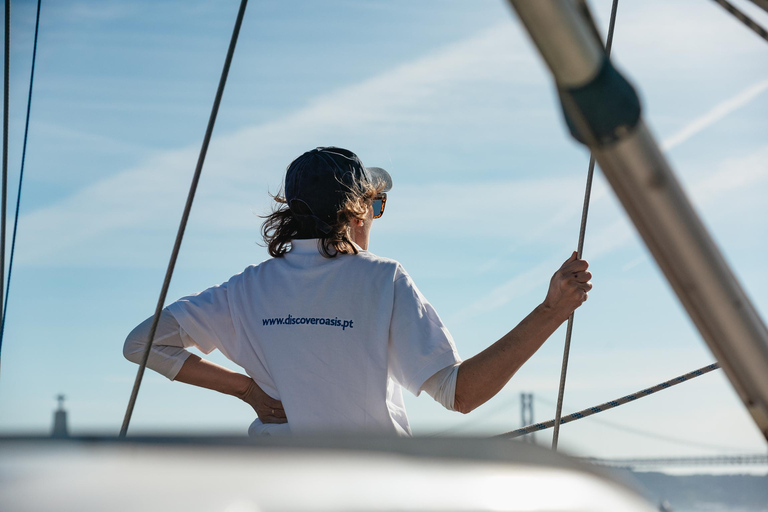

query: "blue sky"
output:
0 0 766 465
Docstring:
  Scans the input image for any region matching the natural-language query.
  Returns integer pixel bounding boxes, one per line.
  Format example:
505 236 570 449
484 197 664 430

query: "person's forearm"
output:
453 303 565 414
173 353 252 399
176 354 288 423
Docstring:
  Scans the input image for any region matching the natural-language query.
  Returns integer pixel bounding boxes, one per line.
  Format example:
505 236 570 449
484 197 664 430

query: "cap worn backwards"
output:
285 147 392 234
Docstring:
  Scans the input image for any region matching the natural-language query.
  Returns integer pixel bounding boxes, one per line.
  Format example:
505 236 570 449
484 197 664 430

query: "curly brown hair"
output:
261 179 384 258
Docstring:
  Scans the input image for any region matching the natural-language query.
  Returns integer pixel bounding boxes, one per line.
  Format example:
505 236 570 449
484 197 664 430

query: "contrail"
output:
662 78 768 151
456 79 768 321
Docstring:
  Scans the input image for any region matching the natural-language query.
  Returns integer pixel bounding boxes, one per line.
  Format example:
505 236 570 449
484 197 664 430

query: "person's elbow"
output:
452 365 476 414
452 391 475 415
123 328 145 365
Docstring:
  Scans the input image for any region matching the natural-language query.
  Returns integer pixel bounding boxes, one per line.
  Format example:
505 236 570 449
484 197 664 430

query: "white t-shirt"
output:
166 239 461 436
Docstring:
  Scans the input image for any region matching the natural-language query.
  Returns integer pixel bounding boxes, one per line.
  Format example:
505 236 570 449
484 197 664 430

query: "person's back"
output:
169 240 458 435
124 146 592 436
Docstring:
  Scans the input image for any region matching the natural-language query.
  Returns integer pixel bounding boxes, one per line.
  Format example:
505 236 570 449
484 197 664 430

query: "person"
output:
124 146 592 436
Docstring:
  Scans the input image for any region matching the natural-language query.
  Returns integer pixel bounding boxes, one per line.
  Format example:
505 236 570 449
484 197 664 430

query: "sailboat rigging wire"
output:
0 0 41 355
0 0 9 372
551 0 620 451
711 0 768 44
498 363 721 440
119 0 249 437
748 0 768 15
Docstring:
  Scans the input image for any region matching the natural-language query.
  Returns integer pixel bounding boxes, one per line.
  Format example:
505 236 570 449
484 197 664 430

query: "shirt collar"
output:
289 238 365 255
290 239 321 254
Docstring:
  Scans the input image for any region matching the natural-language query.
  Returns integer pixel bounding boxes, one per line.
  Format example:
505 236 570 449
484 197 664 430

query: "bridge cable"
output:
551 0 620 450
711 0 768 44
536 391 745 452
499 362 720 440
0 0 8 375
0 0 42 360
119 0 249 437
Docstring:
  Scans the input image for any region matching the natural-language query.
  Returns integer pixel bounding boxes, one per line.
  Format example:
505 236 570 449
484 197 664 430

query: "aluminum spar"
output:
507 0 768 442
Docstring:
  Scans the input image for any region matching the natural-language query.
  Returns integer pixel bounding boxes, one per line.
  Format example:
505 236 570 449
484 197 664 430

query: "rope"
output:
551 0 620 451
0 0 9 374
119 0 249 437
498 363 721 440
711 0 768 44
0 0 41 355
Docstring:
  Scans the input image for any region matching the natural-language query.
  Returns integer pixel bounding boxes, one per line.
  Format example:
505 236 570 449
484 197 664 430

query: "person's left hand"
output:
542 251 593 322
238 379 287 424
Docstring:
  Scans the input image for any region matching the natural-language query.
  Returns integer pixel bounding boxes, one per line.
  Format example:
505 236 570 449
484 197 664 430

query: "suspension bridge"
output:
583 454 768 469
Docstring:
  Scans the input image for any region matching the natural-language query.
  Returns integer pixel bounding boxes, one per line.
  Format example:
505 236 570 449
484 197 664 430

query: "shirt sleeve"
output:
165 279 237 359
388 265 462 396
421 363 460 411
123 309 191 381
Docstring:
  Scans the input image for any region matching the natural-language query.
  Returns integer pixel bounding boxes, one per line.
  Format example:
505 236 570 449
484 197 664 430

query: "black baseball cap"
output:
285 147 392 234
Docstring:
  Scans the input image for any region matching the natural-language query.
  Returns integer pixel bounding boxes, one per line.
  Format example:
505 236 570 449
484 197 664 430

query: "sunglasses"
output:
372 193 387 219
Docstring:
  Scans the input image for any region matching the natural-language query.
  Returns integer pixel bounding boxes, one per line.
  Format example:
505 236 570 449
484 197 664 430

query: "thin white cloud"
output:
378 177 583 238
585 144 768 262
691 145 768 203
453 126 768 322
12 8 768 276
603 0 768 69
451 258 560 324
661 78 768 151
49 1 135 22
621 256 646 273
15 23 546 267
34 121 151 155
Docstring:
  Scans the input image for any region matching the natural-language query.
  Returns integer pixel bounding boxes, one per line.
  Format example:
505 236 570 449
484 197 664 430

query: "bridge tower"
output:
520 392 535 444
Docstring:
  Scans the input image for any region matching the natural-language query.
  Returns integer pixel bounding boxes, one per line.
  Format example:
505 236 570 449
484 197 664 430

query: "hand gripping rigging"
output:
550 0 621 451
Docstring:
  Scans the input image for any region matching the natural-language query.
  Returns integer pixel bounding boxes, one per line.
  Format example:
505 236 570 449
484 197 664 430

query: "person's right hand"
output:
239 379 287 424
542 251 592 322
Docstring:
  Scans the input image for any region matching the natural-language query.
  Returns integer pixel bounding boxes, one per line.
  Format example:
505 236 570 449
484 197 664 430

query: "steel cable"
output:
119 0 249 437
0 0 41 358
711 0 768 44
551 0 620 450
0 0 8 374
747 0 768 15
